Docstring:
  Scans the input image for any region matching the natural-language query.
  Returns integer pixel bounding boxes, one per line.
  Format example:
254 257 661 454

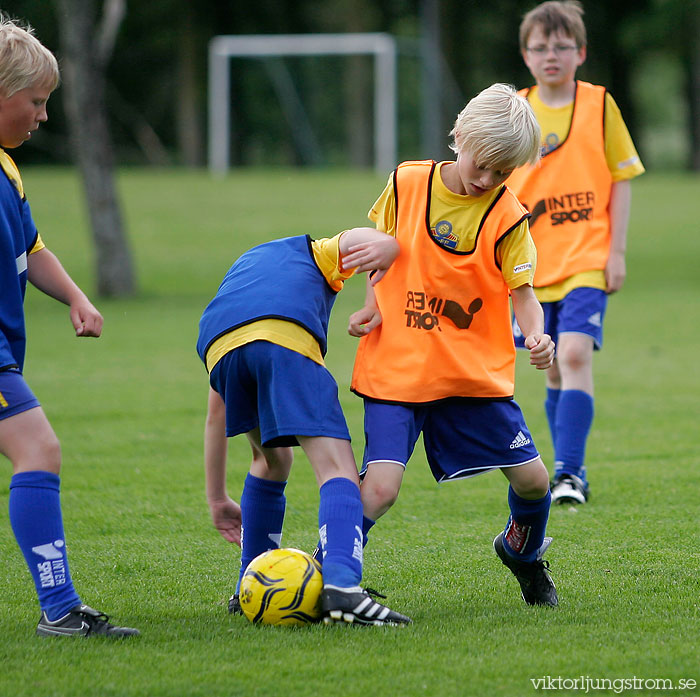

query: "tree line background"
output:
6 0 699 171
2 0 698 296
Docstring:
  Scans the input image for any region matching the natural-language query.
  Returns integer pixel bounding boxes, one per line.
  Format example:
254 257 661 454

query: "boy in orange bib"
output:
507 1 644 505
350 83 558 606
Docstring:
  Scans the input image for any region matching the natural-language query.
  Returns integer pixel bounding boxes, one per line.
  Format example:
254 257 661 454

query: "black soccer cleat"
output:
321 585 411 626
493 532 558 607
36 604 140 638
228 594 243 615
550 473 589 505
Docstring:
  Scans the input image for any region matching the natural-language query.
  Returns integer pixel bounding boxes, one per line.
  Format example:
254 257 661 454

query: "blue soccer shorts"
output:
361 398 540 482
513 287 608 350
209 340 350 448
0 368 41 421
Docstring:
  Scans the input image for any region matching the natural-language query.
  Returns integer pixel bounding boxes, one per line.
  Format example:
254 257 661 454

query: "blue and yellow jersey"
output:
198 232 355 373
0 148 45 372
369 160 537 290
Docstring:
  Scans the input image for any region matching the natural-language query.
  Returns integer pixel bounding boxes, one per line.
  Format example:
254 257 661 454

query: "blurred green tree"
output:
53 0 135 296
2 0 696 170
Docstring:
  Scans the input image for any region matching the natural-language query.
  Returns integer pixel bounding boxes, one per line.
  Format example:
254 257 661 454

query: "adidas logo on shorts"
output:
587 311 602 327
509 430 531 450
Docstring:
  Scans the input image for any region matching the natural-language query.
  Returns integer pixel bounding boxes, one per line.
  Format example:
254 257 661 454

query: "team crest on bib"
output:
430 220 458 249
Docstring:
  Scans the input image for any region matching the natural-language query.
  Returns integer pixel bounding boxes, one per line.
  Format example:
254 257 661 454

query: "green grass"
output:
1 167 699 697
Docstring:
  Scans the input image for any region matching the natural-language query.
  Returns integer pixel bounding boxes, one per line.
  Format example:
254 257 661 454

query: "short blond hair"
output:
449 83 541 170
519 1 586 52
0 15 59 98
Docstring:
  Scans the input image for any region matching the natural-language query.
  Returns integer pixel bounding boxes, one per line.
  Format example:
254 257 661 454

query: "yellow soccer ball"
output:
239 548 323 626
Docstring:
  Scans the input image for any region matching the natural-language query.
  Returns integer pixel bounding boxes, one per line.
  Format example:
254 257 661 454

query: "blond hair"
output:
0 15 59 97
449 83 541 170
519 1 586 51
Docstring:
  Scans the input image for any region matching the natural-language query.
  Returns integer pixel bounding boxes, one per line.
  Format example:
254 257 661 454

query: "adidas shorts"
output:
0 368 41 421
209 340 350 448
513 287 607 350
361 398 540 482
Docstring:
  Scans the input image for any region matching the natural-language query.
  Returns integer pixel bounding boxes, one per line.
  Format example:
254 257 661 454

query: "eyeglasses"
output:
526 44 578 56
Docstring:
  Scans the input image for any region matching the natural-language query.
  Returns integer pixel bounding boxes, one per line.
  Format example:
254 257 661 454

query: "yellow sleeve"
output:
311 232 355 292
1 149 44 253
497 219 537 289
604 93 645 182
0 148 24 198
29 232 45 254
368 174 397 236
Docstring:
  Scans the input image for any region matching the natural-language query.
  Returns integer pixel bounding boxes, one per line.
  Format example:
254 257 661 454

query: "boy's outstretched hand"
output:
341 235 399 285
209 497 242 546
524 333 555 370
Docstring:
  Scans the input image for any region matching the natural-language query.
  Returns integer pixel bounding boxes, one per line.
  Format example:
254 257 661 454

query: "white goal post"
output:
208 33 398 173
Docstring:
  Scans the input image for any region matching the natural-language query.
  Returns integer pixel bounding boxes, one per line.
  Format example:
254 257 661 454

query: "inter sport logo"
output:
32 540 65 560
527 190 596 227
32 539 67 588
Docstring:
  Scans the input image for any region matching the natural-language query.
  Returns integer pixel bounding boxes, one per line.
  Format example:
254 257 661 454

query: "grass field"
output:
1 167 698 697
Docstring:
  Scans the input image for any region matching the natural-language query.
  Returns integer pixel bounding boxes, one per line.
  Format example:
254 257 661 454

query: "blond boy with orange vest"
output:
349 83 559 606
507 1 644 505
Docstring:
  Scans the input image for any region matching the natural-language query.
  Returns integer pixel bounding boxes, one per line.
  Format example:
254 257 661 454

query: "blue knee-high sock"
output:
545 387 561 451
502 486 551 563
362 515 375 548
9 471 81 620
554 389 593 482
236 473 287 593
313 513 373 557
318 477 363 588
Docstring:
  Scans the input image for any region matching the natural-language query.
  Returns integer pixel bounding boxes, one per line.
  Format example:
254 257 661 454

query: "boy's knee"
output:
38 431 61 471
557 340 593 374
361 477 401 516
368 481 400 507
250 444 293 480
13 430 62 474
509 461 550 499
514 480 550 500
269 447 293 472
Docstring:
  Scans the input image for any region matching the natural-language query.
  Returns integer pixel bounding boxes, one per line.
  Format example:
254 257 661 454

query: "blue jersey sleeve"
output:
0 166 39 370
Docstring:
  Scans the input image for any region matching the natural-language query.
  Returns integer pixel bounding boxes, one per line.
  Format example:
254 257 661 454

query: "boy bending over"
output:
197 227 411 625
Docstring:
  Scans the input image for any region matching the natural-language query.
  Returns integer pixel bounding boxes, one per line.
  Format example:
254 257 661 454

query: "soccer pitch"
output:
0 167 698 697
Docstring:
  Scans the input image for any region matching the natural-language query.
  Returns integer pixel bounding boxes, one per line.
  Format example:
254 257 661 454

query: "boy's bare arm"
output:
348 274 383 337
340 227 396 337
204 387 241 546
606 179 631 294
511 284 555 370
340 227 399 283
26 247 103 337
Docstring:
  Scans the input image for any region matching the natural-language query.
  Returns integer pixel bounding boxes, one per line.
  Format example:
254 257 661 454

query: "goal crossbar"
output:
208 33 397 173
